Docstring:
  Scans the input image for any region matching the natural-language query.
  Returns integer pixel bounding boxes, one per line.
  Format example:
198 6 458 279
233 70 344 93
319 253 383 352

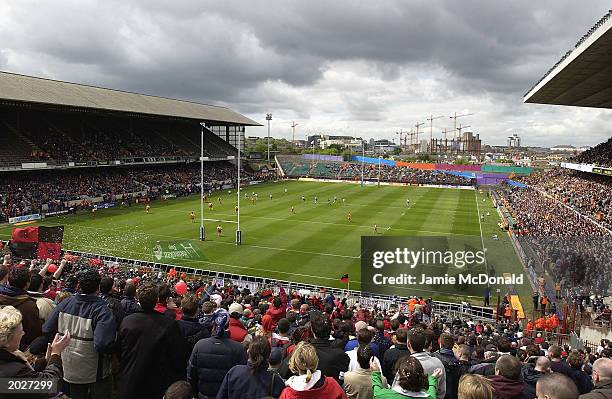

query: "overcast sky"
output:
1 1 611 147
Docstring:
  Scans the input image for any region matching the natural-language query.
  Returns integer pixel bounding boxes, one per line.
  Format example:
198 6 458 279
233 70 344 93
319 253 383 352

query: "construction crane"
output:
414 122 425 146
291 121 299 143
449 112 474 140
426 115 444 152
396 129 407 150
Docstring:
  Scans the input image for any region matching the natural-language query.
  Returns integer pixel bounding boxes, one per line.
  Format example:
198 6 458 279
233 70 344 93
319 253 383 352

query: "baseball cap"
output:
269 347 283 365
229 302 243 316
354 321 367 331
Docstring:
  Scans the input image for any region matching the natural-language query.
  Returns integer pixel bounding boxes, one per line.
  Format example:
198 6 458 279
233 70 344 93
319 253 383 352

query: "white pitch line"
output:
161 209 476 237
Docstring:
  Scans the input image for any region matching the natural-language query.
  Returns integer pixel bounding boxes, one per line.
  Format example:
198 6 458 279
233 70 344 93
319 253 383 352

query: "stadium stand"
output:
277 155 473 186
572 137 612 168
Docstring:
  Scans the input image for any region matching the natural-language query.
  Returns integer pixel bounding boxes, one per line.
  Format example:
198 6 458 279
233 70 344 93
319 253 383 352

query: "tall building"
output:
507 133 521 148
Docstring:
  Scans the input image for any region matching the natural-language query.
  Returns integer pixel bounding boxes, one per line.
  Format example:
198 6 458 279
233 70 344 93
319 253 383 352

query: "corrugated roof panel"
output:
0 71 261 125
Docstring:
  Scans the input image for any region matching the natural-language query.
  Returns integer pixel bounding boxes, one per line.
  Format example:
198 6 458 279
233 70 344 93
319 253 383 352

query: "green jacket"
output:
372 371 437 399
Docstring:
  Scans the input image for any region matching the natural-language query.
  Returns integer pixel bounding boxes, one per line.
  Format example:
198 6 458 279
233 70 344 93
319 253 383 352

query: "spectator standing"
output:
118 282 188 399
567 352 593 395
370 356 442 399
217 335 285 399
522 356 551 393
279 341 347 399
42 269 116 399
487 355 532 399
120 281 141 316
344 345 386 399
188 308 247 398
0 267 42 349
458 374 493 399
178 295 210 355
580 358 612 399
536 373 579 399
433 333 464 399
409 328 446 399
383 328 410 384
228 303 250 345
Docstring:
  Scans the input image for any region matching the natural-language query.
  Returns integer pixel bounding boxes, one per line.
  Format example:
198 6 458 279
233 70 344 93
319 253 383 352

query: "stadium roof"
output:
0 71 261 125
524 10 612 108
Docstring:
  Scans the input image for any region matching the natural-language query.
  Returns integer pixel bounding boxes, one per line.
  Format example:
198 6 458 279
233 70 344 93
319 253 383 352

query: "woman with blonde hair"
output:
279 341 347 399
0 305 70 379
458 374 493 399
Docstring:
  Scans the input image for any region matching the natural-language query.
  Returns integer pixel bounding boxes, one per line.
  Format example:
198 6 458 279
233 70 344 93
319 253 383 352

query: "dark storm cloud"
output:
0 1 610 145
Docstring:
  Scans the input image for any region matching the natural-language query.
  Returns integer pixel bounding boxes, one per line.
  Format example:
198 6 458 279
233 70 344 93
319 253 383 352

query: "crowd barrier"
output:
63 249 496 322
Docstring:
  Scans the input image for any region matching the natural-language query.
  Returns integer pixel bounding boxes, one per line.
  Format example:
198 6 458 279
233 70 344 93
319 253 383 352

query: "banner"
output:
8 214 42 224
593 167 612 177
510 295 525 319
9 225 64 260
93 202 116 210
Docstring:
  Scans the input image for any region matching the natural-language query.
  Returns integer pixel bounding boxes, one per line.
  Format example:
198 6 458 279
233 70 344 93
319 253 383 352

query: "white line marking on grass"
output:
475 191 489 275
208 240 360 259
160 209 475 237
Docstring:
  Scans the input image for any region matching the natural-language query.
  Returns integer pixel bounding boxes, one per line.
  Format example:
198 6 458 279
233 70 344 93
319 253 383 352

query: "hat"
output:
269 347 283 365
229 303 243 316
485 344 498 352
354 321 367 332
213 309 230 337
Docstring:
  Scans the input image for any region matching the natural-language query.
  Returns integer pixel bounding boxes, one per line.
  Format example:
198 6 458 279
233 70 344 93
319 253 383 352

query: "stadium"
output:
0 4 611 399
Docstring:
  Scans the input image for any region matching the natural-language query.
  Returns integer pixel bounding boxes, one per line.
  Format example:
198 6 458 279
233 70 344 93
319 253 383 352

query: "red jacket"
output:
229 318 248 343
266 305 286 328
279 377 347 399
154 303 182 320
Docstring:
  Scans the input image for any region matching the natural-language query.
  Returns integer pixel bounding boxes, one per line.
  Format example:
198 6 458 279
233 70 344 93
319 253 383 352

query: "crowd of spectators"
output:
0 162 260 222
519 168 612 232
495 167 612 295
0 252 610 399
572 137 612 168
279 157 472 186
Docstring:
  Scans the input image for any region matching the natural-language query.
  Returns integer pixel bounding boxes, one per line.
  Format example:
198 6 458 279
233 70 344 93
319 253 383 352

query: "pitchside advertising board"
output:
361 236 524 297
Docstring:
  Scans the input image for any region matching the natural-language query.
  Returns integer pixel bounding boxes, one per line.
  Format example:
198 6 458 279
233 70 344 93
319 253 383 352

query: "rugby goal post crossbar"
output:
202 217 239 224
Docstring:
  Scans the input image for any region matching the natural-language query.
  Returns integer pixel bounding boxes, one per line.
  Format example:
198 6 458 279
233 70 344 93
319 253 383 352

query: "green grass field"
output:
0 180 531 306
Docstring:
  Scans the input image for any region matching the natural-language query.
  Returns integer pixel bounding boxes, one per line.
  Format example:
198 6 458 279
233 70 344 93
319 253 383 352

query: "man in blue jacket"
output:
188 308 247 398
43 270 116 399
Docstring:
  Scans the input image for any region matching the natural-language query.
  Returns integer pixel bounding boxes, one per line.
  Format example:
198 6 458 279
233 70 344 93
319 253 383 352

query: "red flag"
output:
37 242 62 261
340 274 349 283
11 226 39 243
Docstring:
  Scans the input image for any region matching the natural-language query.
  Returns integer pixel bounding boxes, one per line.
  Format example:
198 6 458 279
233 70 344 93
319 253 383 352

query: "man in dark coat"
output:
188 308 247 398
0 267 42 349
177 295 210 360
120 282 141 316
382 328 410 384
488 355 532 399
118 282 188 399
278 313 349 383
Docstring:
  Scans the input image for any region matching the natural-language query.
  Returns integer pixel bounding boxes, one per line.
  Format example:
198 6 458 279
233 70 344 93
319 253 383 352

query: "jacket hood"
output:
522 366 544 384
0 284 28 297
489 375 526 399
